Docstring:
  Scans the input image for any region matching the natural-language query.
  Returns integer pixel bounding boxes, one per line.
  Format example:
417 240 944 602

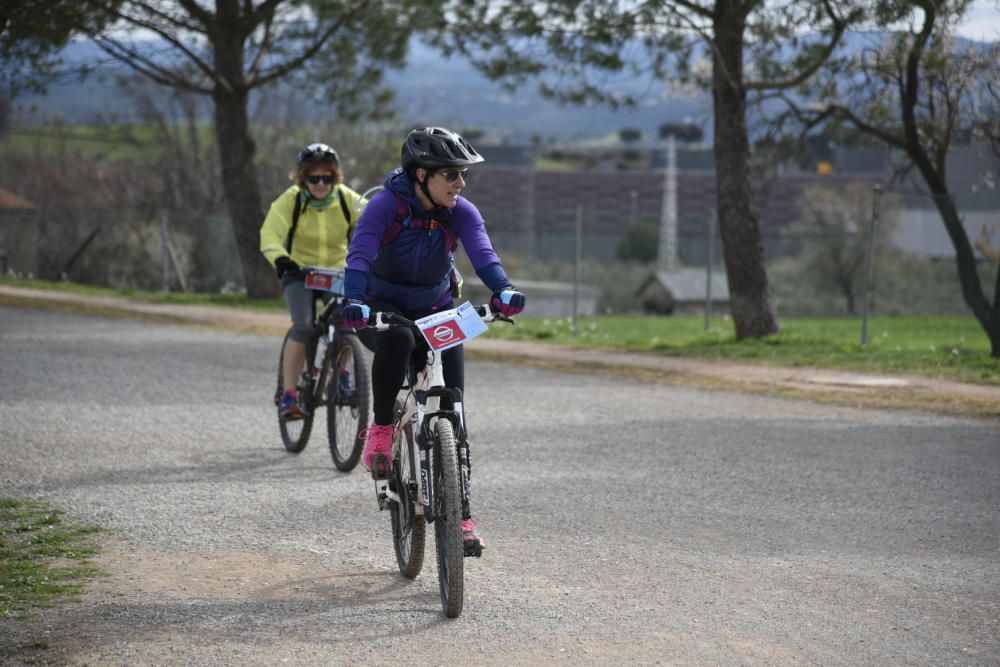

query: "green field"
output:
2 124 212 160
485 314 1000 384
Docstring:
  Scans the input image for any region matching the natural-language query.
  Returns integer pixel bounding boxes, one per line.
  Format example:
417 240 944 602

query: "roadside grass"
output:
0 498 103 618
486 315 1000 384
0 276 284 311
3 124 211 160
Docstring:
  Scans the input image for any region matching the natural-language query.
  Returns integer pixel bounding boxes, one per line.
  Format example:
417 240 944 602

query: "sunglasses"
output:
305 174 335 185
437 168 470 184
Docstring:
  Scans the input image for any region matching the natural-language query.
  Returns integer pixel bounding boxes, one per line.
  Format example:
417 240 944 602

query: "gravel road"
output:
1 306 998 666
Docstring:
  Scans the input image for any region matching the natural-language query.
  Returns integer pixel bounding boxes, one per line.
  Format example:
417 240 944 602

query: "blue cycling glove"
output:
491 289 526 317
341 300 370 329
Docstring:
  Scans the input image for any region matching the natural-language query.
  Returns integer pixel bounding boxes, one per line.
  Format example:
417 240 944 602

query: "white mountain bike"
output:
366 301 512 618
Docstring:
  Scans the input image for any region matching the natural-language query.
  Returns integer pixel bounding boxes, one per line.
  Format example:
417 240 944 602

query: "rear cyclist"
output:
340 127 525 552
260 143 366 419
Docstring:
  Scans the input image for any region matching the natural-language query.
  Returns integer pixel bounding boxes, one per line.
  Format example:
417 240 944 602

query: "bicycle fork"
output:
419 387 473 524
453 393 472 522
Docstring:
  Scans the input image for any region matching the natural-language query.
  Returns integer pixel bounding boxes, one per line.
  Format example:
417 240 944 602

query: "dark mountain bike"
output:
274 267 370 471
368 302 511 617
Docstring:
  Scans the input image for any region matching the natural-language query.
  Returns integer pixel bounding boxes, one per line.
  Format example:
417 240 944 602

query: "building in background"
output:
467 140 998 266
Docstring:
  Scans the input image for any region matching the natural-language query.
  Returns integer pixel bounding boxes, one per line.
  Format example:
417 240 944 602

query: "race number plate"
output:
304 268 345 295
415 302 488 352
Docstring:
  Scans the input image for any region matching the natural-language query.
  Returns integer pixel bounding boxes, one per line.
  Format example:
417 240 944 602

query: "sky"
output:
955 1 1000 40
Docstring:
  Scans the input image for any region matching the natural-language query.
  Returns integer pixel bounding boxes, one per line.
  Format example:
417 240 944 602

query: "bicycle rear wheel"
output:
432 418 464 617
277 329 313 453
327 333 370 471
390 398 425 578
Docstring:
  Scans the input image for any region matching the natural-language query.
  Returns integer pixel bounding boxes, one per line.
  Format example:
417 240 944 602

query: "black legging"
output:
368 299 465 425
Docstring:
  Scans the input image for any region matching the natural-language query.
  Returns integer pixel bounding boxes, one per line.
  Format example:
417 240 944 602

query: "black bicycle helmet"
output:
297 142 339 167
401 127 485 169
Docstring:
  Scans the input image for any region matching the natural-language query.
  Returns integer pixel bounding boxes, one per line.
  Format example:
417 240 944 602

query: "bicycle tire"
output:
432 418 464 617
327 333 370 471
277 329 313 453
390 398 425 578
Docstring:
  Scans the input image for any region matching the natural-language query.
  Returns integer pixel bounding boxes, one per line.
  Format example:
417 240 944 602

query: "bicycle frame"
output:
383 345 468 524
278 267 344 414
372 305 508 523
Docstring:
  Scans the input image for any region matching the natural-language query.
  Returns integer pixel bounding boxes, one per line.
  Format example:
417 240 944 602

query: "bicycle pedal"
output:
370 454 391 480
463 542 483 558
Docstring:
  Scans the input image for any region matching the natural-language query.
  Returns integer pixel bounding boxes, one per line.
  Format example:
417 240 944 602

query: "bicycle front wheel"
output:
390 398 425 578
327 333 370 471
432 418 464 617
277 329 313 453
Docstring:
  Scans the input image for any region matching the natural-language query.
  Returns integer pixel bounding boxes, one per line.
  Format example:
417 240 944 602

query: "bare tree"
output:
69 0 433 297
785 184 899 314
777 0 1000 355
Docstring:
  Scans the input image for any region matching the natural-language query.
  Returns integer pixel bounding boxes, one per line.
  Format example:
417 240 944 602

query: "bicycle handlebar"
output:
365 304 514 331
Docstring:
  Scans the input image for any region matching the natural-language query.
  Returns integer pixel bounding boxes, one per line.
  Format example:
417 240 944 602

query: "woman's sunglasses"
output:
437 168 470 184
306 174 335 185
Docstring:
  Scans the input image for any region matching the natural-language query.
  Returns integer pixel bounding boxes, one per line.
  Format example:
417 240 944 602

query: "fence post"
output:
161 210 171 293
861 184 882 347
573 205 582 335
705 212 715 332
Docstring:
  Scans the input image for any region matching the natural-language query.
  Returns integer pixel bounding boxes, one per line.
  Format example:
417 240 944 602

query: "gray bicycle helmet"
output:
297 142 339 167
401 127 485 169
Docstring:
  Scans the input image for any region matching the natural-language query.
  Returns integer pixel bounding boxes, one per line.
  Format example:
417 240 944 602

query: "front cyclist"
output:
260 143 366 420
340 127 526 553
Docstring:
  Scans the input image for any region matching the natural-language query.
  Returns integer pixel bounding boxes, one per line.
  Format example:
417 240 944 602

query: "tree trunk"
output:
212 90 275 298
711 5 780 340
914 159 999 356
841 281 855 315
896 29 999 356
211 2 277 299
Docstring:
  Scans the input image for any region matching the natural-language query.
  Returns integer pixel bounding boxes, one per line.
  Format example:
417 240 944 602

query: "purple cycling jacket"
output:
345 168 511 313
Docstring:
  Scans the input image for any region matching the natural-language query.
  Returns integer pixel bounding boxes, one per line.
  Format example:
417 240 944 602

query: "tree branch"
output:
90 35 213 94
248 0 373 87
174 0 215 30
667 0 713 20
900 0 937 161
246 0 284 29
117 0 202 32
246 11 274 80
89 1 218 83
746 0 847 91
778 93 908 151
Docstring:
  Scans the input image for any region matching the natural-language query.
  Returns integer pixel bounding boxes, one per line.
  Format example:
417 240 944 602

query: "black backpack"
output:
284 186 353 253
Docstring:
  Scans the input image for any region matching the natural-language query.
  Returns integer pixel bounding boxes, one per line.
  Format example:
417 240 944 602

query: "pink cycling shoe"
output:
361 423 394 479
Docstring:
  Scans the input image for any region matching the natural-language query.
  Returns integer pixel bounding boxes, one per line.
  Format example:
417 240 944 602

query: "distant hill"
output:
11 38 706 143
12 33 991 144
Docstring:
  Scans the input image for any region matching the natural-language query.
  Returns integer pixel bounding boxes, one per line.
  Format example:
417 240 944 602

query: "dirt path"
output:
1 284 997 418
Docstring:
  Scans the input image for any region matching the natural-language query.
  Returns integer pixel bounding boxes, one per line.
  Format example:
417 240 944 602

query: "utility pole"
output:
657 135 678 272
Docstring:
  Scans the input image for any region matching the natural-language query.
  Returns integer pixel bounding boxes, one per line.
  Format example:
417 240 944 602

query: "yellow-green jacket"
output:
259 184 365 269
